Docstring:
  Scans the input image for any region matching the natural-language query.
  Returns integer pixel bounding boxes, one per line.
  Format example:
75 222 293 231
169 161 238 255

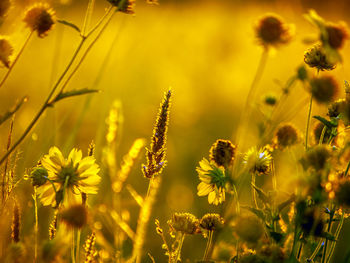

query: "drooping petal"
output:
208 190 217 204
197 182 214 196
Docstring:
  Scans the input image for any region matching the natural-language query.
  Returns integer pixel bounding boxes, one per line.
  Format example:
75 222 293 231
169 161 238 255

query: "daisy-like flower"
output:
243 147 272 175
37 147 100 207
196 158 227 205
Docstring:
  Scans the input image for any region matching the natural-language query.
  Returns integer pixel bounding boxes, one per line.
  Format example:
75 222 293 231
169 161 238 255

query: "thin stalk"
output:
308 239 323 261
86 6 114 38
319 126 326 145
305 95 313 150
321 211 334 263
34 187 38 262
71 229 76 263
326 212 344 263
76 229 81 263
81 0 96 37
57 7 115 95
203 230 213 261
235 48 268 144
297 242 303 260
251 173 258 209
232 184 240 214
174 233 185 263
0 31 34 89
0 38 85 166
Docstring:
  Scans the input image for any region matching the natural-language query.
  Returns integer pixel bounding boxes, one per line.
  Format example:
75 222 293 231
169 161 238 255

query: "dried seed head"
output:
0 37 13 68
304 45 336 71
88 141 95 157
310 75 339 104
275 124 299 148
60 204 88 228
234 214 264 243
302 145 331 171
107 0 135 14
0 0 11 18
323 22 349 50
209 139 236 167
334 178 350 208
11 201 20 243
30 166 48 187
200 213 224 231
23 3 56 38
255 14 293 48
49 212 57 240
168 212 199 235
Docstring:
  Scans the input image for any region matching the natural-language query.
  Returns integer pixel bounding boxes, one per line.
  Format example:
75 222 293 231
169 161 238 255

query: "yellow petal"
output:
199 158 212 171
197 182 213 196
208 190 216 204
68 148 82 166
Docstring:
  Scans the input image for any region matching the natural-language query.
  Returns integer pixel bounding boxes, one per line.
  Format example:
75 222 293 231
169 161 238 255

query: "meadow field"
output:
1 0 350 262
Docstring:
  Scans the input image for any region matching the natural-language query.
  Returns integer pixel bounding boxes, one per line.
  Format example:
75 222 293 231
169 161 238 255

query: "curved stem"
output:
86 6 114 38
81 0 96 37
308 239 323 261
203 230 213 261
57 8 115 95
174 233 185 263
305 95 313 150
0 38 85 166
251 173 258 209
321 211 334 263
326 211 344 263
0 31 34 89
235 48 268 146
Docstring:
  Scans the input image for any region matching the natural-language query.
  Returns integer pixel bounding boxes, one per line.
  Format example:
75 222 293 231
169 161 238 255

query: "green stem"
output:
233 184 240 214
76 229 81 263
174 233 185 263
0 38 85 166
251 173 258 209
71 229 76 263
305 95 313 150
321 211 334 263
319 126 326 145
235 48 269 146
34 187 38 262
326 211 344 263
308 239 323 261
81 0 96 37
0 31 34 89
203 230 213 261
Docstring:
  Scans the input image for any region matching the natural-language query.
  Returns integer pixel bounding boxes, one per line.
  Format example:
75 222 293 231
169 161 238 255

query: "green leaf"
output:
277 194 295 213
313 115 337 128
52 89 99 104
57 19 81 33
251 184 271 205
241 205 265 221
0 96 28 126
321 232 337 241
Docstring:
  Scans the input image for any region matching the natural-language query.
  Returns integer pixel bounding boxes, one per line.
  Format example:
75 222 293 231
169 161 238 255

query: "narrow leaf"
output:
52 89 99 104
0 96 28 126
313 115 337 128
252 183 271 205
57 19 81 33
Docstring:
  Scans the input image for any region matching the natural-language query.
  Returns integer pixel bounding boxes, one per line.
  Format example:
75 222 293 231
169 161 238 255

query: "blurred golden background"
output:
1 0 350 261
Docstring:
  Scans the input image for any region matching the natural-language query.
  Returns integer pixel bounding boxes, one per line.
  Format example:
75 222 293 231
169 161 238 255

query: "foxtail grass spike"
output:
84 232 97 263
142 89 172 179
11 200 20 243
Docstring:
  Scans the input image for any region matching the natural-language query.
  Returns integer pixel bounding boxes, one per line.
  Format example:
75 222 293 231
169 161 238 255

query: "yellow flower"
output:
196 158 226 205
243 147 272 175
37 147 100 207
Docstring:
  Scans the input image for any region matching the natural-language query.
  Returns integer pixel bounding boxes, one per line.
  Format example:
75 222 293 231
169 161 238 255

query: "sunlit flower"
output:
23 3 56 38
107 0 135 14
255 13 294 48
37 147 100 207
196 158 227 205
243 147 272 175
200 213 224 231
